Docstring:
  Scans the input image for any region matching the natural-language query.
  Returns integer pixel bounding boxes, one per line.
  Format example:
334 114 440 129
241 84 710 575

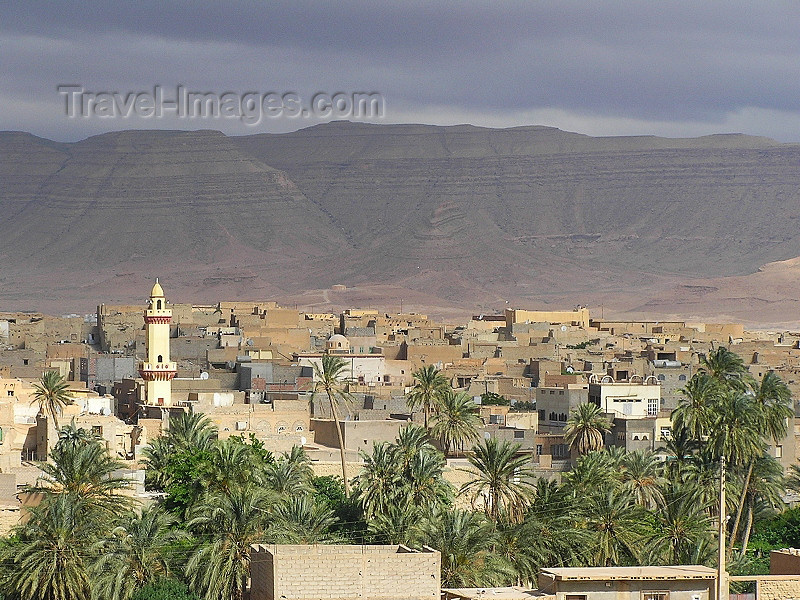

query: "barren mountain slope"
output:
0 129 353 308
235 123 800 280
1 122 800 322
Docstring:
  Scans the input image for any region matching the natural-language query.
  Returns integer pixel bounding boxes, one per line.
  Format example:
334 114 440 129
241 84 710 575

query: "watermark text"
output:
57 85 385 125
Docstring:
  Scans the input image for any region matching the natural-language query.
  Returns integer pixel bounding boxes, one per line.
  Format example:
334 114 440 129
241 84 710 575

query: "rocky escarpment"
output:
2 122 800 320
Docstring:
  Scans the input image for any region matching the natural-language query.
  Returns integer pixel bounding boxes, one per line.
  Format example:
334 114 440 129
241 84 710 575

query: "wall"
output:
506 308 590 330
540 578 714 600
770 549 800 574
250 544 440 600
758 578 800 600
311 418 406 451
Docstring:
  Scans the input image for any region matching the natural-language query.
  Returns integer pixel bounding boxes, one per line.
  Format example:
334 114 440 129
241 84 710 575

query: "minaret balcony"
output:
144 312 172 324
138 361 177 381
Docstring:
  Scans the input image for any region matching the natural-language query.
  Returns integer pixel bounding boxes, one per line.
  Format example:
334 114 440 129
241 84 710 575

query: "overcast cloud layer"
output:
2 1 800 142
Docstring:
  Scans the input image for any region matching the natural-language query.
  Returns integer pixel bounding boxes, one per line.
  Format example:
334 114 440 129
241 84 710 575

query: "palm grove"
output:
2 349 799 599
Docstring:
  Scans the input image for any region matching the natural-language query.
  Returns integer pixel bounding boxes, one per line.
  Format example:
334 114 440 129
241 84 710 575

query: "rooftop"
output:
443 588 553 600
541 566 717 581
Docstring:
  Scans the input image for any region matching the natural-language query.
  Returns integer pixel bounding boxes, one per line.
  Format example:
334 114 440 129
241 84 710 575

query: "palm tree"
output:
421 509 515 587
585 486 646 566
186 485 273 600
354 427 451 521
270 496 338 544
708 389 762 467
659 425 699 480
461 438 533 523
394 423 430 471
751 371 793 444
700 346 749 389
645 483 713 565
92 506 182 600
58 419 98 446
561 450 620 497
206 436 261 494
673 374 720 442
167 412 218 451
368 499 424 546
32 370 74 431
564 403 612 455
505 478 588 584
620 450 666 508
733 455 784 556
407 365 449 428
29 432 133 517
262 446 314 497
354 441 401 519
2 493 96 600
311 354 354 496
520 477 589 581
405 447 452 510
140 436 173 491
430 389 481 456
729 372 792 553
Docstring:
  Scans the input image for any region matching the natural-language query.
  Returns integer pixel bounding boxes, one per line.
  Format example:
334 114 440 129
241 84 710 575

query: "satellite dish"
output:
565 365 575 374
100 407 110 416
200 371 209 380
561 325 567 331
300 436 307 445
484 432 491 440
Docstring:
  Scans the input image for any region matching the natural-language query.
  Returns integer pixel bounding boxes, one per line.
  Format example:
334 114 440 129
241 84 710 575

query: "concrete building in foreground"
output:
538 566 717 600
250 544 440 600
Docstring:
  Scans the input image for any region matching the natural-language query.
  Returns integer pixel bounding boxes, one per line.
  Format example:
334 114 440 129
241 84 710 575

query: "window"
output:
657 374 665 381
536 444 543 455
648 397 659 416
157 355 163 363
566 596 587 600
156 300 162 309
776 445 783 458
23 359 29 366
642 592 668 600
91 425 102 436
514 430 525 439
678 374 687 381
6 390 13 396
538 410 545 420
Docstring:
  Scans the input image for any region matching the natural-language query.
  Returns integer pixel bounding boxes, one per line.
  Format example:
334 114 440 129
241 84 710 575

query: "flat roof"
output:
443 588 553 600
541 566 717 581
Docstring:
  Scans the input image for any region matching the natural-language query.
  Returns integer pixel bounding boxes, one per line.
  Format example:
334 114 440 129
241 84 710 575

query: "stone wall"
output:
758 577 800 600
250 544 440 600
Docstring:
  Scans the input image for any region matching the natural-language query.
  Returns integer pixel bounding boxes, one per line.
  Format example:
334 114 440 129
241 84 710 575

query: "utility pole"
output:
718 455 728 600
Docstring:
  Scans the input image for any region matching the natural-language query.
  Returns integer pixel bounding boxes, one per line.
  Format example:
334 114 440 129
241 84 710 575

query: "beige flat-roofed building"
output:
538 566 717 600
506 307 590 330
250 544 440 600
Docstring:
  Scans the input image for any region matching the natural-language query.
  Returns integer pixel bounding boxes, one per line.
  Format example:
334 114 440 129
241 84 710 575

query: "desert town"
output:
4 281 800 599
3 281 788 475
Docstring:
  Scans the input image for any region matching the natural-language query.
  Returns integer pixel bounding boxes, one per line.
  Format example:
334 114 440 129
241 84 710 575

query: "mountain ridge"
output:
1 122 799 324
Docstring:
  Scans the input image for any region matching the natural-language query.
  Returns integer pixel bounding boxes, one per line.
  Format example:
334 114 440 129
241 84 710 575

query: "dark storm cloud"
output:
2 1 799 141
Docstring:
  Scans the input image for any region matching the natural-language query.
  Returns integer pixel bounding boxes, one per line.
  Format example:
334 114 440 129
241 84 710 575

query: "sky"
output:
2 1 800 142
